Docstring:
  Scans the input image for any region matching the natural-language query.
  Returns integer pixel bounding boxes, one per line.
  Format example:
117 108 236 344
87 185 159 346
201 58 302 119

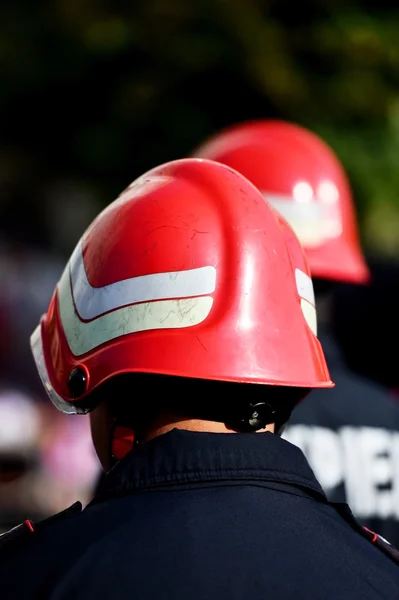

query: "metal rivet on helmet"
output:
68 366 88 398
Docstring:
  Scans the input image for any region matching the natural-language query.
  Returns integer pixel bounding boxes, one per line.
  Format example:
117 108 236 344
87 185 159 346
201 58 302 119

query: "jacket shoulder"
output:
0 502 82 556
362 527 399 565
334 502 399 565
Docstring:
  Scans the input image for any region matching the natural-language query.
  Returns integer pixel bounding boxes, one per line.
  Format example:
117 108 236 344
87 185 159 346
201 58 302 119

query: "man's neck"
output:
144 417 275 442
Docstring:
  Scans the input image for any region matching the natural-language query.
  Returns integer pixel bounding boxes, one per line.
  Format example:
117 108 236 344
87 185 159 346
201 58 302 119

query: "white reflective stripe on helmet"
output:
263 193 342 247
70 240 217 321
295 269 317 336
295 268 315 306
58 260 215 357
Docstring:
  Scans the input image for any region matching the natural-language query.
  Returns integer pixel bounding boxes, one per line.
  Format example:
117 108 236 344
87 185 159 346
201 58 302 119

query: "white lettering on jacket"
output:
282 425 399 520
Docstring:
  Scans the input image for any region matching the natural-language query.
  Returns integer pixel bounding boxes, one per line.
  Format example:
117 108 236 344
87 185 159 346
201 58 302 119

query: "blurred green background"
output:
1 0 399 256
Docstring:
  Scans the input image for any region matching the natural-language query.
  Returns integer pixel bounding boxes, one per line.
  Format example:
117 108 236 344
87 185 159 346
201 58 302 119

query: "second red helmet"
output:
194 120 370 284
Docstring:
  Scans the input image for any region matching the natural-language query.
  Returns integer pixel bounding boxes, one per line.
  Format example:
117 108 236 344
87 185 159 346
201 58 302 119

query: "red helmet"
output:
31 158 332 415
194 120 370 284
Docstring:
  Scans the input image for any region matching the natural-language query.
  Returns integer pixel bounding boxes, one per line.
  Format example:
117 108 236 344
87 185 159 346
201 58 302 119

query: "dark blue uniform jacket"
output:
0 430 398 599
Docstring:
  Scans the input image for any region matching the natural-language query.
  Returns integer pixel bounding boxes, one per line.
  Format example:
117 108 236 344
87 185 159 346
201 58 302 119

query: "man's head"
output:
30 158 333 470
193 120 370 286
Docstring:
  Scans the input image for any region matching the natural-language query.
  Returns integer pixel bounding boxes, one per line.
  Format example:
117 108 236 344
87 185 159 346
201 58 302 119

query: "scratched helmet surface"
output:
31 158 332 414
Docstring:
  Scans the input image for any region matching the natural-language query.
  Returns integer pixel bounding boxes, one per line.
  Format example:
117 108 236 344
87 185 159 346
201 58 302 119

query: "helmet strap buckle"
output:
226 401 276 433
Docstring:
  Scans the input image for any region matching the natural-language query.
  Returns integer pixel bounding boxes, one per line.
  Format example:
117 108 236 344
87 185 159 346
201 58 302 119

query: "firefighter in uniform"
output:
194 121 399 546
0 158 398 599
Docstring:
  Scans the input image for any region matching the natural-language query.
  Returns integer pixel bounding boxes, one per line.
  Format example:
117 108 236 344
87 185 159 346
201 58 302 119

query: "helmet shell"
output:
31 158 333 414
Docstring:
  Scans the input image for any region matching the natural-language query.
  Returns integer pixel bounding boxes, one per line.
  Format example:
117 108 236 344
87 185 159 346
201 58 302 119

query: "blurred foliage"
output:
1 0 399 254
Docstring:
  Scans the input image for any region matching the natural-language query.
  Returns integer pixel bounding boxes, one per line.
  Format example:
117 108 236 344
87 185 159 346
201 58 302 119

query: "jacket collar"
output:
94 429 325 501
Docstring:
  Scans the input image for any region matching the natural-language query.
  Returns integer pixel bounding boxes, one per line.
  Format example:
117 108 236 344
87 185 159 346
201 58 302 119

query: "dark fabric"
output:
284 327 399 547
0 430 398 599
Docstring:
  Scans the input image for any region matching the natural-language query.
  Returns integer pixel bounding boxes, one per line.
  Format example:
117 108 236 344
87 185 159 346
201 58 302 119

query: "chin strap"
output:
111 424 136 462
